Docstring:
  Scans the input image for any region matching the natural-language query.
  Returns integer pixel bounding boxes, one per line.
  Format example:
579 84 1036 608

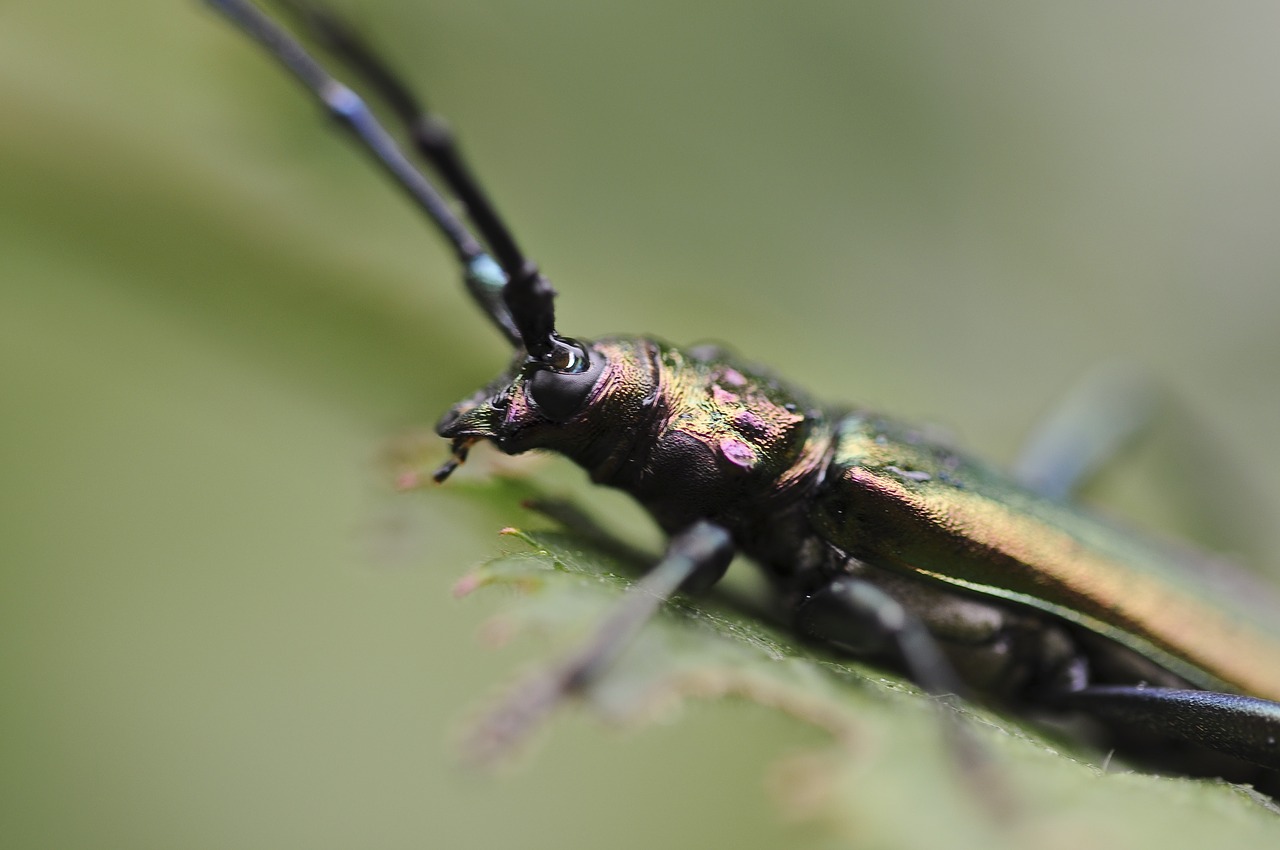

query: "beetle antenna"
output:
205 0 574 365
271 1 558 352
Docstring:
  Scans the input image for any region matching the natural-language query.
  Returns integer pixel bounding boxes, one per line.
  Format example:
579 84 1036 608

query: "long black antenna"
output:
205 0 577 366
273 2 536 296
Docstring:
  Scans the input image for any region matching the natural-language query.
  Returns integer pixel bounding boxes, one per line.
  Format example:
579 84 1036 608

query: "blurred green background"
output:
4 1 1280 848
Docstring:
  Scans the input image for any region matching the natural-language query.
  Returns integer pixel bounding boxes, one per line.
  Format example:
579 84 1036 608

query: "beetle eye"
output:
546 337 591 374
526 349 605 422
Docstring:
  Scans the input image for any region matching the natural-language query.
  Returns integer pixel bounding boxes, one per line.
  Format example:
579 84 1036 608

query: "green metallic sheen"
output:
442 336 1280 706
809 412 1280 702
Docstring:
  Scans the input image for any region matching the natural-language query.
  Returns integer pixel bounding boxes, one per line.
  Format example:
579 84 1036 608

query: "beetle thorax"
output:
600 341 833 534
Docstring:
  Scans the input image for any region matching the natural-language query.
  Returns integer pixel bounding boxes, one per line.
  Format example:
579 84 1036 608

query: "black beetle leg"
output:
793 575 1012 813
462 520 734 767
1013 362 1159 500
794 575 969 700
1052 686 1280 770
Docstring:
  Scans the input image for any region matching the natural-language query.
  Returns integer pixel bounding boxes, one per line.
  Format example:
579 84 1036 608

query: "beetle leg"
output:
794 575 970 700
462 520 734 767
1013 362 1159 500
794 576 1017 813
1052 686 1280 770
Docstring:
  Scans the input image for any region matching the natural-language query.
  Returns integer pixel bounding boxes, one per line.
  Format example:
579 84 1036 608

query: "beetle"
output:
205 0 1280 795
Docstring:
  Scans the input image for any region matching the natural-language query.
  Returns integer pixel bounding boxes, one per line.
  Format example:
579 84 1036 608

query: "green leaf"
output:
458 522 1280 850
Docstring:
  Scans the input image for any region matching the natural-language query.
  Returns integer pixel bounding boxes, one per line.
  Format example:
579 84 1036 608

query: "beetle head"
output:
435 337 828 537
434 337 660 482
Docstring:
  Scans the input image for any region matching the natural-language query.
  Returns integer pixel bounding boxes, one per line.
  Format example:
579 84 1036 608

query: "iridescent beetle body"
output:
439 335 1280 785
207 0 1280 796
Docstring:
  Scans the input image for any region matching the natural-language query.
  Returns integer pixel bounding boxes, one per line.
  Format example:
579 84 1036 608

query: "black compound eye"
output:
526 352 606 422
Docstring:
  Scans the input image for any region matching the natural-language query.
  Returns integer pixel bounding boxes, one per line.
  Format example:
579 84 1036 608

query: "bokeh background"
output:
5 1 1280 847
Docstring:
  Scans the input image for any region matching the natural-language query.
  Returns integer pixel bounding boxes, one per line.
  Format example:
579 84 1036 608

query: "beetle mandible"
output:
205 0 1280 795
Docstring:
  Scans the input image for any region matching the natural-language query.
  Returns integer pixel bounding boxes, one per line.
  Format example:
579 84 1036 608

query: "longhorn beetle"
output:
205 0 1280 794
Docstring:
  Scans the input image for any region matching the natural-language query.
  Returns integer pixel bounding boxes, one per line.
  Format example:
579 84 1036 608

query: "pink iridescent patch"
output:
711 385 740 405
734 410 768 436
719 437 757 470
